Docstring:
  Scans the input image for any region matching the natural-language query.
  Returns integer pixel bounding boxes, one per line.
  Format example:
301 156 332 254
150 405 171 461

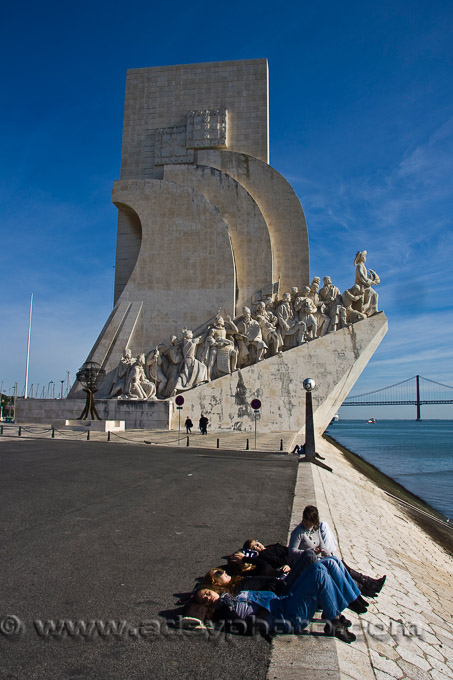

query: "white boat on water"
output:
330 414 340 423
367 418 377 423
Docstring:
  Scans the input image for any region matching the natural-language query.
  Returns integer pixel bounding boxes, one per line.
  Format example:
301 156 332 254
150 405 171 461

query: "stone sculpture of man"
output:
342 285 367 324
319 276 345 332
236 306 267 366
175 330 208 391
109 348 135 398
295 298 318 340
145 347 168 397
162 335 184 397
276 293 305 349
308 279 329 336
124 354 156 400
354 251 380 316
254 301 280 356
201 314 238 380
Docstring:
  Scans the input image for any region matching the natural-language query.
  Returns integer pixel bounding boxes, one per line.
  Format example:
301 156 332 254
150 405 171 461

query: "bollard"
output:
108 431 111 442
217 438 219 449
51 427 55 439
18 426 22 437
87 430 90 441
186 436 189 447
246 438 249 450
280 439 283 451
0 425 3 435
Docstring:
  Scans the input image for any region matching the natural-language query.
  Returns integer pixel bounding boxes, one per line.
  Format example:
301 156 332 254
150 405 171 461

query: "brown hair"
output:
302 505 320 529
227 553 256 574
194 586 223 618
242 538 256 550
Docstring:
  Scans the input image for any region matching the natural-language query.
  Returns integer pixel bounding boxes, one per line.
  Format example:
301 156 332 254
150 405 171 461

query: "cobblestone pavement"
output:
269 438 453 680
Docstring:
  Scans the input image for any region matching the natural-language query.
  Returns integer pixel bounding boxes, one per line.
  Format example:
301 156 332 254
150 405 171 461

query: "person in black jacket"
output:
199 414 209 434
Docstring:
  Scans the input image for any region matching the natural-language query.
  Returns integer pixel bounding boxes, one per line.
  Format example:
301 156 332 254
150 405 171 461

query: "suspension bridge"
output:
343 375 453 420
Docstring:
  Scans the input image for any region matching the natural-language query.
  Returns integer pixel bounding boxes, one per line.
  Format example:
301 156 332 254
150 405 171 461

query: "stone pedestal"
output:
60 420 125 432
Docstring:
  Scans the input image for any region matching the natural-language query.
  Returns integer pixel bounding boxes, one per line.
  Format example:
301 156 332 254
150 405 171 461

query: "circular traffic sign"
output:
175 395 185 406
251 398 261 410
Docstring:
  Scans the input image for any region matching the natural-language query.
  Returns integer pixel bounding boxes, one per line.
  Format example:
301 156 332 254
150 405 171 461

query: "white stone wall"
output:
15 398 171 430
120 59 269 182
112 178 236 353
198 150 309 294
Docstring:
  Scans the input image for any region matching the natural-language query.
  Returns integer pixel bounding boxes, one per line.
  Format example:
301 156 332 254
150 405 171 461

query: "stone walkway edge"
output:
267 438 453 680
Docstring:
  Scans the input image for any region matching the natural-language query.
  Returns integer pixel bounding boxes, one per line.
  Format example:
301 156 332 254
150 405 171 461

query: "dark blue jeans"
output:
269 557 360 631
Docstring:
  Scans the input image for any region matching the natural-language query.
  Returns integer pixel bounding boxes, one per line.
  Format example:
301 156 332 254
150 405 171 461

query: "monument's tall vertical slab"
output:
80 59 309 380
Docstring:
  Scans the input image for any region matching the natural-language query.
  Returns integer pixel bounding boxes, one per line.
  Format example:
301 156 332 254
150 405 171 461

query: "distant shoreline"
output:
324 433 453 555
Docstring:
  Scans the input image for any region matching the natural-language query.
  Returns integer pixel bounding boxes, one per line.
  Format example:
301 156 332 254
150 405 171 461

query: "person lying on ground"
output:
226 551 282 578
242 539 291 571
204 566 285 594
289 505 386 597
197 557 369 644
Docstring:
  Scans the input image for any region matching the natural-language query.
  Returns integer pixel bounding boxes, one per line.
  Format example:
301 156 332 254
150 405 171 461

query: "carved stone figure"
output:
295 297 318 340
254 301 280 356
276 293 305 349
202 314 238 380
109 348 135 398
124 354 156 400
145 347 168 397
307 281 330 336
290 286 299 315
201 315 238 380
342 285 367 324
175 329 208 391
264 294 276 313
319 276 346 332
236 306 267 366
162 335 184 397
354 251 380 317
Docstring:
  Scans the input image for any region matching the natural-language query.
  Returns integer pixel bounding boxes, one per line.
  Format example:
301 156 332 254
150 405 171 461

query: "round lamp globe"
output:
303 378 316 392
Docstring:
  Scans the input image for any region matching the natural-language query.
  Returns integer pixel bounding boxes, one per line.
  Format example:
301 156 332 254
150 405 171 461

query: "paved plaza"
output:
0 439 296 679
2 433 452 680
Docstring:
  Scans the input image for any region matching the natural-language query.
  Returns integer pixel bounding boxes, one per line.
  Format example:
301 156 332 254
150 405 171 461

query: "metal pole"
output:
416 375 421 421
178 409 181 444
254 412 257 450
24 293 33 400
60 381 64 400
304 391 316 461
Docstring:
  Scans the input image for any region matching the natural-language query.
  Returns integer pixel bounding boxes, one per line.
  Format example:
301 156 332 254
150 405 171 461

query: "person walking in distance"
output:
199 414 209 435
185 416 193 434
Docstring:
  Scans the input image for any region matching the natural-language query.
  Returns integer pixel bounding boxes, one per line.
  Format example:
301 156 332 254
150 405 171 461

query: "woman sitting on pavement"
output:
289 505 386 597
197 557 369 643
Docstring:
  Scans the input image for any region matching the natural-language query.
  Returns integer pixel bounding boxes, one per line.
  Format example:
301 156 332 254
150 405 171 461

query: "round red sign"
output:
175 395 185 406
251 398 261 410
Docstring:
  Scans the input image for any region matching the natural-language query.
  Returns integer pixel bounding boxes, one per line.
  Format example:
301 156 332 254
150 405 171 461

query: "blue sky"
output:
1 0 452 418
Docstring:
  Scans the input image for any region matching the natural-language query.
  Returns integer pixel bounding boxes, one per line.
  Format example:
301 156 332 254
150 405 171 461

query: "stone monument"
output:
17 59 387 437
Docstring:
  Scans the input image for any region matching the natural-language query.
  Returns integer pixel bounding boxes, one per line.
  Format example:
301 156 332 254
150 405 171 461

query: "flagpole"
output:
24 293 33 399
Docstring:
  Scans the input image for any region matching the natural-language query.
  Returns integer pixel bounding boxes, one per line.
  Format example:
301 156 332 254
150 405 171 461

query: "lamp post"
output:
301 378 332 472
60 380 65 400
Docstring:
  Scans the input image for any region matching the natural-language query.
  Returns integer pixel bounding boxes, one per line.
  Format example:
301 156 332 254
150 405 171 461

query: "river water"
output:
325 420 453 519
